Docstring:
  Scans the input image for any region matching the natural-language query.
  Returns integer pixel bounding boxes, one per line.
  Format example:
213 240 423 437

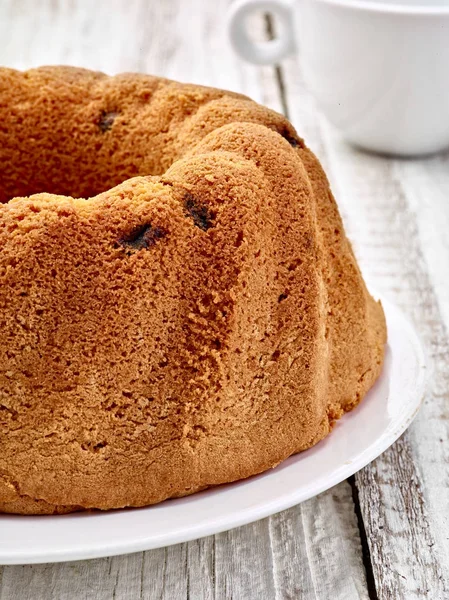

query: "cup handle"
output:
227 0 295 65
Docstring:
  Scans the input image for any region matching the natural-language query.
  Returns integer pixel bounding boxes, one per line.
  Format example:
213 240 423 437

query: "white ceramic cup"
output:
228 0 449 156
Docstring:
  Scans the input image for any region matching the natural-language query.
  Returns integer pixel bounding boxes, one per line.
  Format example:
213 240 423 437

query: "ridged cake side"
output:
0 68 386 514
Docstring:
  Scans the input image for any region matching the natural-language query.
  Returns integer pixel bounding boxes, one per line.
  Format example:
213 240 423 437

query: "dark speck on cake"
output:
184 193 215 231
117 224 166 251
98 110 120 133
276 125 302 148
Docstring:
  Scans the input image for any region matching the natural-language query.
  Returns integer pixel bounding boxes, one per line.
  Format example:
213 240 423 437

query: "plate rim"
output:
0 295 427 564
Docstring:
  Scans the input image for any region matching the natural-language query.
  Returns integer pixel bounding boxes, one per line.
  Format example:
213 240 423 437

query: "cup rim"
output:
318 0 449 16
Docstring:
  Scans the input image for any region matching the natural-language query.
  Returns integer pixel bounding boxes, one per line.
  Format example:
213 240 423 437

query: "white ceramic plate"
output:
0 297 426 565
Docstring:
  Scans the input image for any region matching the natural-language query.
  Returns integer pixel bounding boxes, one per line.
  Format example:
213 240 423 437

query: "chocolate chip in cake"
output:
117 224 167 252
98 110 120 132
276 125 302 148
184 193 215 231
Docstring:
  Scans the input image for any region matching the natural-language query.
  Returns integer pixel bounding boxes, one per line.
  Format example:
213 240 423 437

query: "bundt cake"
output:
0 66 386 514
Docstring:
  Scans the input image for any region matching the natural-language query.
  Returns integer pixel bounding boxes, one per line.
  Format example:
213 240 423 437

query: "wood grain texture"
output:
318 130 449 600
1 0 447 599
279 52 449 597
269 484 370 600
0 486 368 600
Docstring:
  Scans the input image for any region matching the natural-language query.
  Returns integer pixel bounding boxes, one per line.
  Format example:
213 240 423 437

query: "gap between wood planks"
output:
264 14 290 120
264 13 380 600
349 476 378 600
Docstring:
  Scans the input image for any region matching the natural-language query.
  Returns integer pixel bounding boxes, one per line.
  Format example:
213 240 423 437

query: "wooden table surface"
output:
0 1 448 598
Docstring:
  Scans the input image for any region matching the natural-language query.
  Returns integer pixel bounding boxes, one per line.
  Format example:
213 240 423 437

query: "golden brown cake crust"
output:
0 67 386 514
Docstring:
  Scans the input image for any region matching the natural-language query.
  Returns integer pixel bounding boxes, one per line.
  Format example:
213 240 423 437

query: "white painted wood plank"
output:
270 483 370 600
142 545 189 599
320 127 449 592
214 520 276 600
0 1 372 599
280 49 449 598
186 537 215 600
327 116 449 600
0 558 120 600
394 156 449 333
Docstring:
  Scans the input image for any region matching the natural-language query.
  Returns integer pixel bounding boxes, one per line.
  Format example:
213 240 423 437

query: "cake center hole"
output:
0 107 167 203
